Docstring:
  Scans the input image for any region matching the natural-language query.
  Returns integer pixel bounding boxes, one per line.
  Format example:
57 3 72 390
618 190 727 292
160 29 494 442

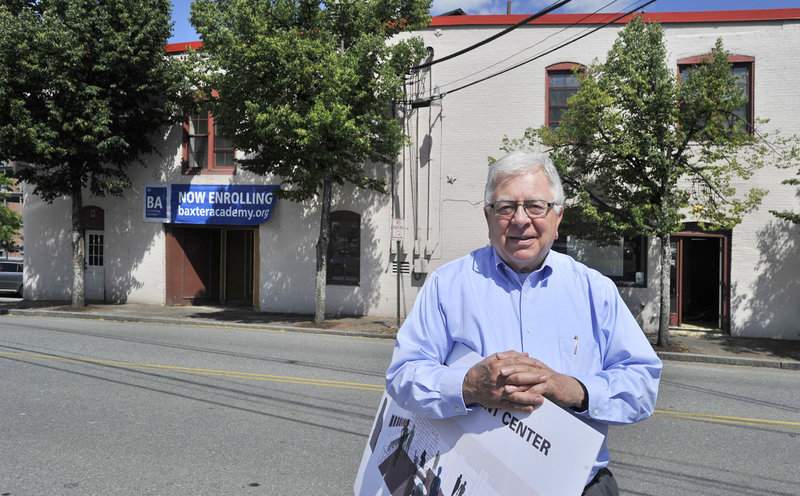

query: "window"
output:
327 211 360 286
553 235 646 286
87 233 104 267
678 55 753 131
183 108 235 174
546 63 583 131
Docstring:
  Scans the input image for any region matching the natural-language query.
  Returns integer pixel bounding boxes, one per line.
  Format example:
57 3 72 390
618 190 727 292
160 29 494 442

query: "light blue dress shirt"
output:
385 246 662 484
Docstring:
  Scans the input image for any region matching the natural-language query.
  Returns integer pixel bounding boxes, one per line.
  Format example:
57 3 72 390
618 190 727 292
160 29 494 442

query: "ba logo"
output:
144 185 169 221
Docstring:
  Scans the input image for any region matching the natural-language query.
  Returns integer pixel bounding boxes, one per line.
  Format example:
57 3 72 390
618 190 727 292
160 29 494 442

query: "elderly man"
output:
385 150 662 495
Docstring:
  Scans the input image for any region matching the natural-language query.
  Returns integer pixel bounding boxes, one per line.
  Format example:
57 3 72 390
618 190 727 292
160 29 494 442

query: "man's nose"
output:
511 204 531 226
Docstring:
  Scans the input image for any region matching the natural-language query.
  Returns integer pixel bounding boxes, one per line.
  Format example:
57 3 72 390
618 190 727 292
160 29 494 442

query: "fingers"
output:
464 350 586 411
463 350 552 411
504 379 549 405
498 356 549 375
503 391 545 411
499 356 552 392
509 371 587 410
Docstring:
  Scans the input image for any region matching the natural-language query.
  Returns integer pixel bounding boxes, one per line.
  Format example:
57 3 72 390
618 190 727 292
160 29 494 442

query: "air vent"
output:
393 260 410 274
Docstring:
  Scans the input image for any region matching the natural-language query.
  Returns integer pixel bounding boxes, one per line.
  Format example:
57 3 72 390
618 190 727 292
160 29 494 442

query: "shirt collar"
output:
491 247 555 285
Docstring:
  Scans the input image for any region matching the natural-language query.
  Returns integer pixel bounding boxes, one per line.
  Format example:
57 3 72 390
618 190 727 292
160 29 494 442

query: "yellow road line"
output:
6 350 798 427
0 350 385 391
655 409 800 430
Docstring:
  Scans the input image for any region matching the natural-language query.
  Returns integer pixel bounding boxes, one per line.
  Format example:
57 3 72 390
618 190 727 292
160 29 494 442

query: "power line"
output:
439 0 656 99
438 0 626 90
411 0 574 71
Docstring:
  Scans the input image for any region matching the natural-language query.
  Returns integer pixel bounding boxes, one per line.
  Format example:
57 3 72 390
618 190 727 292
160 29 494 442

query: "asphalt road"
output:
1 315 798 495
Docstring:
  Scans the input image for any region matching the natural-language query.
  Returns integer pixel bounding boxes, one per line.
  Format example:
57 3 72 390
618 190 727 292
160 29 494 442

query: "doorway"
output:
166 225 256 306
669 226 730 331
85 230 105 301
81 206 105 302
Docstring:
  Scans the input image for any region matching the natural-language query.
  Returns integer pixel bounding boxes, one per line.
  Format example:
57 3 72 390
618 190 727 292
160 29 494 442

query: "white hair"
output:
484 151 565 212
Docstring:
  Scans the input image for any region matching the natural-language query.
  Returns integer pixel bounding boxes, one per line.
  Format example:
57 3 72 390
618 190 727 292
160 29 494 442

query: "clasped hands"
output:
462 350 586 412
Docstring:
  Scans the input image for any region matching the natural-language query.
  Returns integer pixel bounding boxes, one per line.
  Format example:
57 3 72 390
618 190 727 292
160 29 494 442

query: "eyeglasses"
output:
488 199 556 219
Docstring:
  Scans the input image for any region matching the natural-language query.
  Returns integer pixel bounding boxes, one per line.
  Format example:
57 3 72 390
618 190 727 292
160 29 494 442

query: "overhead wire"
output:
437 0 657 99
411 0 574 71
437 0 625 89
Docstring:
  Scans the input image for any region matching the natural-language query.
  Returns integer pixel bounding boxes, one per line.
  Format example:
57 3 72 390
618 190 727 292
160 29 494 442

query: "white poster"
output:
355 347 605 496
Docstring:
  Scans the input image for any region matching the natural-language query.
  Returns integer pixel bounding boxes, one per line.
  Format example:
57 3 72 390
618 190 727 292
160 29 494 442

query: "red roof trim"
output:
164 9 800 51
166 41 202 53
430 9 800 27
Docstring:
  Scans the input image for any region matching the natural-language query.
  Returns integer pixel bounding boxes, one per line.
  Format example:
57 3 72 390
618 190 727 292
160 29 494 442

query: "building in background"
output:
21 9 800 339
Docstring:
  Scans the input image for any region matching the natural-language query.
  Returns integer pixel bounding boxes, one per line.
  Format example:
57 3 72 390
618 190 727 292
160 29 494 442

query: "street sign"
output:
392 219 405 241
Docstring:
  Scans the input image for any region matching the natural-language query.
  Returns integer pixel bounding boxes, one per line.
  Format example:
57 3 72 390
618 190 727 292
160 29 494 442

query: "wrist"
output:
571 378 589 412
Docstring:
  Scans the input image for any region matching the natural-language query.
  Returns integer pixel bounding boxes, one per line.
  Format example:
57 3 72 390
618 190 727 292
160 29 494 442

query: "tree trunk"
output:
657 232 671 347
314 178 333 324
70 185 85 308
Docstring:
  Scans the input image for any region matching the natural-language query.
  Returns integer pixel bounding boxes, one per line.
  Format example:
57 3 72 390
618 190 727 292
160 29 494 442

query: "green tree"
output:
504 16 799 346
0 171 22 251
189 0 431 323
0 0 190 306
770 168 800 224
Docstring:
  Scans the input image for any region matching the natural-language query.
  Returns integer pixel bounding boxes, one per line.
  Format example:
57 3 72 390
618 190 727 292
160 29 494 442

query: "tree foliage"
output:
770 168 800 224
189 0 430 200
1 0 189 199
189 0 431 321
503 15 800 344
0 0 190 305
0 171 22 251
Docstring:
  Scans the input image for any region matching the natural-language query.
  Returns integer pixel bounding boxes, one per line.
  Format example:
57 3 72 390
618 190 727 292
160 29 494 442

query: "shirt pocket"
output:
558 333 602 376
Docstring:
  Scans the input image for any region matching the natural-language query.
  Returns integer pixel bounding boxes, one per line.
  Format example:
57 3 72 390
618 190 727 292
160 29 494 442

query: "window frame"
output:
677 54 754 132
553 234 648 287
87 233 104 267
545 62 584 131
182 107 236 175
326 210 361 286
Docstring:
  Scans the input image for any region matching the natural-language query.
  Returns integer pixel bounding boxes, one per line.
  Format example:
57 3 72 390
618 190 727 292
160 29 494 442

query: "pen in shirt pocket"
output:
574 335 578 355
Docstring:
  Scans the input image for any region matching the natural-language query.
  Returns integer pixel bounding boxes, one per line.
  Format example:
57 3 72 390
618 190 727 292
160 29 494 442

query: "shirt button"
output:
524 294 528 300
527 328 531 333
594 409 600 416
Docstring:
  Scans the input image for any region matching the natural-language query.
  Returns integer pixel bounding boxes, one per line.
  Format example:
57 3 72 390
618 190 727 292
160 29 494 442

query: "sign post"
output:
392 219 405 326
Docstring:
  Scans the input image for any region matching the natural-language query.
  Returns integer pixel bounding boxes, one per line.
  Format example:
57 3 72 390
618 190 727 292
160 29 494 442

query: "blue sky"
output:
168 0 800 44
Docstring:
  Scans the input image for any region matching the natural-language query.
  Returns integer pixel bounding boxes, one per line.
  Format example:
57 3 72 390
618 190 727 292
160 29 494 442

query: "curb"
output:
6 308 398 340
6 309 798 369
656 351 800 370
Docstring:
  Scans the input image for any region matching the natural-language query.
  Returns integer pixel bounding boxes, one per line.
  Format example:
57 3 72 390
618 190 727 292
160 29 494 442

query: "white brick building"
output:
22 9 800 339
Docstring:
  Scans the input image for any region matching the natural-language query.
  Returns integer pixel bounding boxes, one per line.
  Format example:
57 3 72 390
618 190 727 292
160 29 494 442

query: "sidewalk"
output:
2 301 799 370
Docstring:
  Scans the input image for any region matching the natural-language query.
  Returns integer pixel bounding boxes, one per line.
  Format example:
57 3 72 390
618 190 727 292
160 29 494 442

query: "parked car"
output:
0 259 23 297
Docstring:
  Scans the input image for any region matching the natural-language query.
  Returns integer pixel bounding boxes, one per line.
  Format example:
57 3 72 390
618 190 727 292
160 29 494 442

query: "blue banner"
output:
143 184 279 225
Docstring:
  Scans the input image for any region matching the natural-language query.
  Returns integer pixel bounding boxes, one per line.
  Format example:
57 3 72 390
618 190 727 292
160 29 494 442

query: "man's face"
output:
484 170 563 273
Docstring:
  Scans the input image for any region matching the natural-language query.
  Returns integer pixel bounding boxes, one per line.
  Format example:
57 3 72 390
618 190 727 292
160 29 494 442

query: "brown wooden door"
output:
166 226 220 305
223 229 254 305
